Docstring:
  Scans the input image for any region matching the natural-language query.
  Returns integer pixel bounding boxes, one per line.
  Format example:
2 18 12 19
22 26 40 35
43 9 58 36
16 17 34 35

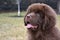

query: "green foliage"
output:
0 0 17 11
20 0 58 11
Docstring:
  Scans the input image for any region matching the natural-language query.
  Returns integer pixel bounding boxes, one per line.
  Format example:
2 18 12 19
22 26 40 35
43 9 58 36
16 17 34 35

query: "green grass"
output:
0 11 60 40
56 15 60 28
0 12 26 40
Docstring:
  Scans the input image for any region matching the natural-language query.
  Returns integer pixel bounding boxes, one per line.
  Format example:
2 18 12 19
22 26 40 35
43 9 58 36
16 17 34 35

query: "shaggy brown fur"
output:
24 3 60 40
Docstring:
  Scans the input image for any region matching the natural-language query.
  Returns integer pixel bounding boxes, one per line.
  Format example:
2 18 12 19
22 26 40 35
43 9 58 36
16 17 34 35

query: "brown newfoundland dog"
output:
24 3 60 40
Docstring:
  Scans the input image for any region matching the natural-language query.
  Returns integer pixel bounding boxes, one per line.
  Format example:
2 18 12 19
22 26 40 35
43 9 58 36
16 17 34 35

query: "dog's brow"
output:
28 13 35 16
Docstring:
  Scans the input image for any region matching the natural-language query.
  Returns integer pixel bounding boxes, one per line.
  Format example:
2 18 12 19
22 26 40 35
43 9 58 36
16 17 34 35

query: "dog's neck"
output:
27 27 59 40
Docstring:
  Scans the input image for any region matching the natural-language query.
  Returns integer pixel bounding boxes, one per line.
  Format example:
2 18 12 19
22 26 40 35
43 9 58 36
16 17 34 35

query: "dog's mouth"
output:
25 21 38 29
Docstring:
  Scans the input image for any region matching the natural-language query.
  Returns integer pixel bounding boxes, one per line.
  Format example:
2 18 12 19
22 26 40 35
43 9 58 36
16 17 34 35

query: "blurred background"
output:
0 0 60 40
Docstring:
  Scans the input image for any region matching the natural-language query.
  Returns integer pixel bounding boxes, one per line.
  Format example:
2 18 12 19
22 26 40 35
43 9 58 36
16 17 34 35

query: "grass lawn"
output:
0 11 60 40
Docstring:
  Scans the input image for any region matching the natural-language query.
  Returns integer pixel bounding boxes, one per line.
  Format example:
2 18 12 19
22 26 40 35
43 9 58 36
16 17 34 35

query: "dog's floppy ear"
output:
41 4 56 30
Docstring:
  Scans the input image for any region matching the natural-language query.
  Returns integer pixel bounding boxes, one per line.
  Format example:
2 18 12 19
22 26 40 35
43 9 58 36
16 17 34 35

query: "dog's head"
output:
24 3 56 31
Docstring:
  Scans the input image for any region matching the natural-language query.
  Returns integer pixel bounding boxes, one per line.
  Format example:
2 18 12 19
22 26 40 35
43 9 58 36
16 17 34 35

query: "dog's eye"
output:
36 14 40 17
